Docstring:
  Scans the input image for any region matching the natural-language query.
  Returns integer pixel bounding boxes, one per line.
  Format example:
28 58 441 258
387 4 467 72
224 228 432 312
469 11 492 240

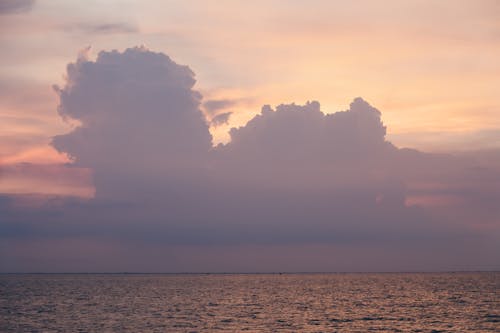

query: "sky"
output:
0 0 499 272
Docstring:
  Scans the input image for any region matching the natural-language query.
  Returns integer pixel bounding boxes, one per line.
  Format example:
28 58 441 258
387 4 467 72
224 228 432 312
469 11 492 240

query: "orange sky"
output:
1 0 499 196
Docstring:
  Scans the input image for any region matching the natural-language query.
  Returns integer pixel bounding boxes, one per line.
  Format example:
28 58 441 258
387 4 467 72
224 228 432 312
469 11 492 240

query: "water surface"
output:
1 272 498 332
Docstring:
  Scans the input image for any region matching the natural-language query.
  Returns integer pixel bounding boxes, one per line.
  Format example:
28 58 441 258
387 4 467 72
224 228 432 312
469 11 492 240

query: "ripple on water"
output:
0 272 498 332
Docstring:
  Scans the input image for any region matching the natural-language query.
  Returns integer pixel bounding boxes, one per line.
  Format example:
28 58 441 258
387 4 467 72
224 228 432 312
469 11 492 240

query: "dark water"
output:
1 273 498 332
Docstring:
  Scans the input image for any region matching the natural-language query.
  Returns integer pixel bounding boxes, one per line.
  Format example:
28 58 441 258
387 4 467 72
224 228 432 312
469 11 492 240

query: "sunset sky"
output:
1 0 499 272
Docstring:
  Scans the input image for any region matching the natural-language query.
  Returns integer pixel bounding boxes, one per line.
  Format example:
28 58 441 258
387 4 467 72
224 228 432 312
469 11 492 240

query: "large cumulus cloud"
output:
1 47 499 272
216 99 395 187
52 47 212 200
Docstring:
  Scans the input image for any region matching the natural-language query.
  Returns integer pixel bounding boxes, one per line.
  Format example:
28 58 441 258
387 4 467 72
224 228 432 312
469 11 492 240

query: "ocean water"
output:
1 273 498 332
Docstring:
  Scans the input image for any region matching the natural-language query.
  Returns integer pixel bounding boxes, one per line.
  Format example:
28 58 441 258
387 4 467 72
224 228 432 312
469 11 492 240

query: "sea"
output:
1 272 498 332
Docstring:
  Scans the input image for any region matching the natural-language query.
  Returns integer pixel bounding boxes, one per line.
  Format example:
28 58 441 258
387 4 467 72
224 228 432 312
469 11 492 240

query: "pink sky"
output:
0 1 499 272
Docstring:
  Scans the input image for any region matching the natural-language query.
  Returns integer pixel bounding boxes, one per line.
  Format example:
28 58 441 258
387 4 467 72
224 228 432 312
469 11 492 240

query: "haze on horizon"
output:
0 0 499 273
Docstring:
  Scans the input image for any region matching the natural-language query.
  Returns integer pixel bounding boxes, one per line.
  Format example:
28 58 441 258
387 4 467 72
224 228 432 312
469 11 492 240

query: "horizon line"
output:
1 270 499 275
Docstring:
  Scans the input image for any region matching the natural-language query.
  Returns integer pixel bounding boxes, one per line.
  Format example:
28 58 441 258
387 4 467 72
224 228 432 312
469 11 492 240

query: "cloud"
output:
0 163 93 197
223 98 390 164
52 46 212 199
67 22 139 35
203 99 238 115
1 47 499 272
0 0 34 15
210 111 232 127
